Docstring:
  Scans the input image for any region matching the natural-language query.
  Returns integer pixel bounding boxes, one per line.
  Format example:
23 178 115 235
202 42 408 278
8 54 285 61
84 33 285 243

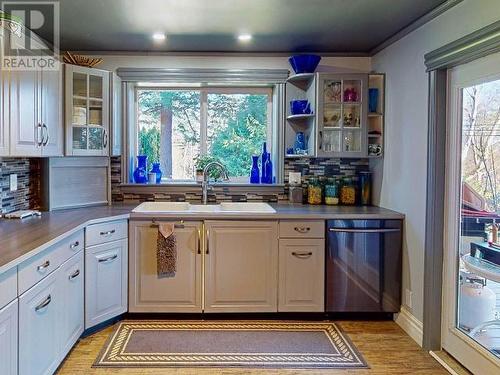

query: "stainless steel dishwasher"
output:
326 219 403 313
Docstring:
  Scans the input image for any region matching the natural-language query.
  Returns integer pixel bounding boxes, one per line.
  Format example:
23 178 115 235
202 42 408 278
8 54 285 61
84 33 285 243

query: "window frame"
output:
133 84 274 183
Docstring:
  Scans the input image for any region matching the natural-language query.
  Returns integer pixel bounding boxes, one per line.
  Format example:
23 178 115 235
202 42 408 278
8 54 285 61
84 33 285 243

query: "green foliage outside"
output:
137 89 268 180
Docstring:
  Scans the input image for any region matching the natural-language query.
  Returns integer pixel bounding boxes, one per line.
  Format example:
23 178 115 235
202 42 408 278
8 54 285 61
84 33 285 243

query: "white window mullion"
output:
200 89 208 155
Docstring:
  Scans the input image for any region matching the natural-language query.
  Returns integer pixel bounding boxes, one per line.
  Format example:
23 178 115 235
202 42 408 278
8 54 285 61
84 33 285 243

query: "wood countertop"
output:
0 203 404 273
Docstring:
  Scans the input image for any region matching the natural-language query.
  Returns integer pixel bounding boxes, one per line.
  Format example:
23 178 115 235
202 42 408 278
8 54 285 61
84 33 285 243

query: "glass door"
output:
68 66 109 156
317 74 367 157
443 52 500 374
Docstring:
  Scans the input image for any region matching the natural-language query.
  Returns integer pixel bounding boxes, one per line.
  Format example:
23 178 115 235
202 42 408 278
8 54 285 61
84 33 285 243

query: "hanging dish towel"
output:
157 223 177 277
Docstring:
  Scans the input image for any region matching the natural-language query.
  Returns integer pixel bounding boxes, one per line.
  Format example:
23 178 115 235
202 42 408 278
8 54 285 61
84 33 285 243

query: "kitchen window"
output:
135 86 273 182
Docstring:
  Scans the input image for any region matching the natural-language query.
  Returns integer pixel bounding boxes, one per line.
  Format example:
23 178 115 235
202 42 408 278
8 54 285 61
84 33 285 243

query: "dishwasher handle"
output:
329 228 401 233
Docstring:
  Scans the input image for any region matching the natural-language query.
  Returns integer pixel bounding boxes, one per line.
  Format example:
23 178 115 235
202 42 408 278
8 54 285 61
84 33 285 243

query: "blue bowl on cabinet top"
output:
288 54 321 74
290 100 311 115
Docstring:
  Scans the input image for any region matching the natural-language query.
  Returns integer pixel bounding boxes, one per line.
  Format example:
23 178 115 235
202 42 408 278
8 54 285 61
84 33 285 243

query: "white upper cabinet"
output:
0 68 10 156
65 64 110 156
39 68 63 156
7 33 63 157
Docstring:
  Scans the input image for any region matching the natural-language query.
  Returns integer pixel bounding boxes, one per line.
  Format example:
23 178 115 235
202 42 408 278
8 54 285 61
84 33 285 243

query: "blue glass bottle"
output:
264 152 273 184
250 155 260 184
260 142 268 183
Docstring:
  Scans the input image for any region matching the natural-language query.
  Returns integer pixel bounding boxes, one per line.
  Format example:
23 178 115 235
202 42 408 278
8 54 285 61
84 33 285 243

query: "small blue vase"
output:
250 155 260 184
264 153 273 184
133 155 148 183
369 88 379 113
150 162 162 184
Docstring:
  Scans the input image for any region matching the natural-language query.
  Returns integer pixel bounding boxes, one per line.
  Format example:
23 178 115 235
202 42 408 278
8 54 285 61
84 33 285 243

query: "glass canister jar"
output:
359 171 372 205
325 178 339 205
307 177 323 205
340 177 356 205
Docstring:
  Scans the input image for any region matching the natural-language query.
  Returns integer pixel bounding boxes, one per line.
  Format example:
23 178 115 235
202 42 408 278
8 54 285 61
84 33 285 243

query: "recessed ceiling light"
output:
152 32 166 41
237 34 252 42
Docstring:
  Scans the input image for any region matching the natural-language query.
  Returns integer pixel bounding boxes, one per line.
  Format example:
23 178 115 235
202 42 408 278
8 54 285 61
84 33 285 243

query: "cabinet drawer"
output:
86 220 127 246
18 230 83 294
0 268 17 309
279 220 325 238
278 238 325 312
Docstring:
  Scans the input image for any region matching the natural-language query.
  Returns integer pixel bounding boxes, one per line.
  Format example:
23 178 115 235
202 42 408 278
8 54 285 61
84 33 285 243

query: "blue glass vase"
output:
250 155 260 184
133 155 148 183
150 162 162 184
264 152 273 184
369 88 379 113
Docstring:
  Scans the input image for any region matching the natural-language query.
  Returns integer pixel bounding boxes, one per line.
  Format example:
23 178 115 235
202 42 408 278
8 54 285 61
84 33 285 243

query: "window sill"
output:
119 182 285 194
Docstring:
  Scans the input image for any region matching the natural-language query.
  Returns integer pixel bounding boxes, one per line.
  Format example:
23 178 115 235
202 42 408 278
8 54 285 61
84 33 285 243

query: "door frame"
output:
422 20 500 351
441 53 500 374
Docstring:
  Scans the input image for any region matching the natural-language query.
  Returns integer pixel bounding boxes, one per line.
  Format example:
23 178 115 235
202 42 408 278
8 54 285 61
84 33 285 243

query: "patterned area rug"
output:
94 321 368 369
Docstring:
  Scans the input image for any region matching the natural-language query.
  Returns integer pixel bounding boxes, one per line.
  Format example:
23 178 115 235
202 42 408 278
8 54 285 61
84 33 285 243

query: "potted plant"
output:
194 155 223 182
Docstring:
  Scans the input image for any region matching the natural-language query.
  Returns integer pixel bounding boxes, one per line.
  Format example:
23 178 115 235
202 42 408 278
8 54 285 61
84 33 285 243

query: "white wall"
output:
83 54 371 73
371 0 500 324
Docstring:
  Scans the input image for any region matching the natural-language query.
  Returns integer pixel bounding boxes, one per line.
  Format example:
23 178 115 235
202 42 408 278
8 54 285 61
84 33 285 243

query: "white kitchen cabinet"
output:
129 220 202 312
0 299 18 375
85 238 127 328
9 67 63 157
204 221 279 312
110 72 122 156
278 239 325 312
65 64 110 156
0 67 10 156
60 251 84 360
19 270 61 375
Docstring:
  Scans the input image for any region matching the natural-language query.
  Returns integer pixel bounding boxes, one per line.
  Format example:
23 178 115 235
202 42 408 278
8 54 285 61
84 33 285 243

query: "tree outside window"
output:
137 87 271 182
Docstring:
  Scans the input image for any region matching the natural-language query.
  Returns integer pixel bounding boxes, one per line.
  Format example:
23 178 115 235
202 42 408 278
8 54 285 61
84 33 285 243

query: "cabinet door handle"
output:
98 254 118 263
294 226 311 233
319 131 323 150
36 123 43 146
70 241 80 249
35 295 52 312
197 227 201 255
103 129 108 148
69 269 80 280
292 251 313 259
37 260 50 272
100 229 115 236
42 123 49 146
205 229 210 255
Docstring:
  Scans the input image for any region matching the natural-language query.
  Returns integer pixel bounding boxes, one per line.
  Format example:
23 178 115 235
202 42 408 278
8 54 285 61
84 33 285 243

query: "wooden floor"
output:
57 320 447 375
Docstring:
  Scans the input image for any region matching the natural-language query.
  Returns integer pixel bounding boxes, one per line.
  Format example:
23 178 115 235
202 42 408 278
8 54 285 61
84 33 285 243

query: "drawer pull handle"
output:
100 229 116 236
294 227 311 233
37 260 50 272
35 295 52 312
197 227 201 255
69 269 80 280
98 254 118 263
292 251 313 259
70 241 80 249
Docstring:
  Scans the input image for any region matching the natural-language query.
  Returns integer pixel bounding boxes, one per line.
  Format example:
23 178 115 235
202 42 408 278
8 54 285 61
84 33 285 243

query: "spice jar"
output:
325 178 339 205
307 178 322 205
340 177 356 205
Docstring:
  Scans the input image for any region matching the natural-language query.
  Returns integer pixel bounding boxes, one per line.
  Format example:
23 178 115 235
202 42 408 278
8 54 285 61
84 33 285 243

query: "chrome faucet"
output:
202 161 230 204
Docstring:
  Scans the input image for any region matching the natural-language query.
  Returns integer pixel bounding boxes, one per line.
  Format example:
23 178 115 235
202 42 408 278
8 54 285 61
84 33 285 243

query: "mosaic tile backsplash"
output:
0 158 40 214
111 156 369 203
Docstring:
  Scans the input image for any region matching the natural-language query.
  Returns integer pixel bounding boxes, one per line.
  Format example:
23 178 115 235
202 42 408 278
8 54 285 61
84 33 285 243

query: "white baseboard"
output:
395 306 424 346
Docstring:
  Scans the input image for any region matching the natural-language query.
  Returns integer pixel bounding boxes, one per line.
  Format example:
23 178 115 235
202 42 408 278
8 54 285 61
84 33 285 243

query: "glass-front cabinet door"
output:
316 74 368 157
65 64 109 156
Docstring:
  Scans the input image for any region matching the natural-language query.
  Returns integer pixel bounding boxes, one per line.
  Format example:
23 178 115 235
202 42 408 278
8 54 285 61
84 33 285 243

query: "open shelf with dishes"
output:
285 73 317 158
367 73 385 158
